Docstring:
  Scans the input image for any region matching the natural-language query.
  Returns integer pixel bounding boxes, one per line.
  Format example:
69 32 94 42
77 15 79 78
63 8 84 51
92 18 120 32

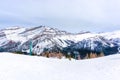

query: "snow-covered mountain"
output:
0 26 72 52
64 36 118 57
100 30 120 46
0 26 120 55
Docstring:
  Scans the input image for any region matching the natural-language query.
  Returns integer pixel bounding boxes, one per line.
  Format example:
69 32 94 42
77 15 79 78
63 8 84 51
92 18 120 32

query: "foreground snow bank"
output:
0 52 120 80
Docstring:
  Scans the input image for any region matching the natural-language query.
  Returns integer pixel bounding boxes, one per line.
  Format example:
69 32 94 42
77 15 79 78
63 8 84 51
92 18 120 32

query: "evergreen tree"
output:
99 52 104 57
84 53 89 59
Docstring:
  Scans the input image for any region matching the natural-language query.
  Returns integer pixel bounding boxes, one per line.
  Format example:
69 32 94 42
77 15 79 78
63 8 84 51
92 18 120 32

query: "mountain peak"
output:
4 26 23 30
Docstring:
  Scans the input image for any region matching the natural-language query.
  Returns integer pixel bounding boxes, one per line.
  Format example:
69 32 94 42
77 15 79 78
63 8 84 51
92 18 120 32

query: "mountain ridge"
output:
0 26 120 56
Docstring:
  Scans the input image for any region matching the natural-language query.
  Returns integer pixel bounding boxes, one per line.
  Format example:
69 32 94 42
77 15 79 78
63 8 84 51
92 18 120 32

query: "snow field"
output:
0 52 120 80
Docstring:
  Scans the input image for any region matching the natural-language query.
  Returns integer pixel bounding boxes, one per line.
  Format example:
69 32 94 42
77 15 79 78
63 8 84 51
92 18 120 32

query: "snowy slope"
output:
99 30 120 39
0 52 120 80
3 27 26 42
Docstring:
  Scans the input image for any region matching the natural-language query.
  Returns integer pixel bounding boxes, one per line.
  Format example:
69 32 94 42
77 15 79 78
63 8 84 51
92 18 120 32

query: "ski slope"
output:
0 52 120 80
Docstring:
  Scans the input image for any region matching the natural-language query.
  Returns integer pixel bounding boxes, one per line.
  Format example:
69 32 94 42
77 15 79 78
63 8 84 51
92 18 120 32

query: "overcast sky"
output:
0 0 120 33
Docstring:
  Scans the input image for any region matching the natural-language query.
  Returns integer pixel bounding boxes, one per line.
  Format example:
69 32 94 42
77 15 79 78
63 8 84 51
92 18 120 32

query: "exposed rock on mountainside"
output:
0 26 119 56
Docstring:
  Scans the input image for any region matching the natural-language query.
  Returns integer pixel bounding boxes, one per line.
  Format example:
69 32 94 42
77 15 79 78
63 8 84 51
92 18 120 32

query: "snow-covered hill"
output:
0 26 120 55
0 52 120 80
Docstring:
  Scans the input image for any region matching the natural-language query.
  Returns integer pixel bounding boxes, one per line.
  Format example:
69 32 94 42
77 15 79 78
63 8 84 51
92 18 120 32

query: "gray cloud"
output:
0 0 120 32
